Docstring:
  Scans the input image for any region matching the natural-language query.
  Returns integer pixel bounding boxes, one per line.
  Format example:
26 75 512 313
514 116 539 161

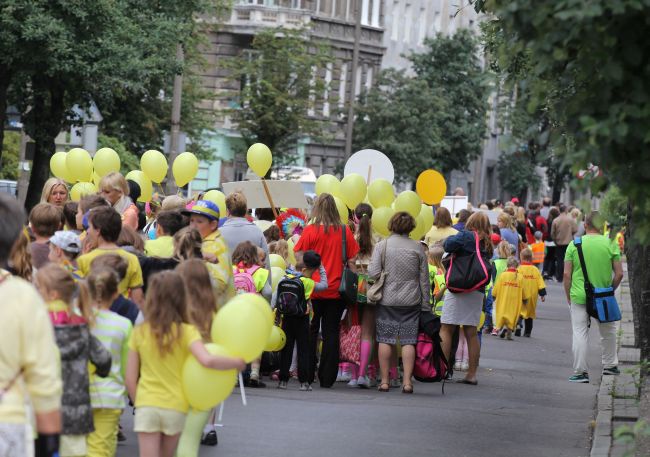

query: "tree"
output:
2 1 226 209
475 0 650 361
222 27 333 166
0 132 20 180
496 148 541 203
353 30 488 183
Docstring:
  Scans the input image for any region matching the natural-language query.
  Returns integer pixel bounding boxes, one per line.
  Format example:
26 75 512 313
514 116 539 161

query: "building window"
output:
433 11 441 34
370 0 380 27
403 4 412 43
361 0 369 26
391 1 400 41
323 62 332 117
338 62 347 109
418 9 427 44
355 65 362 98
365 66 373 92
308 65 316 117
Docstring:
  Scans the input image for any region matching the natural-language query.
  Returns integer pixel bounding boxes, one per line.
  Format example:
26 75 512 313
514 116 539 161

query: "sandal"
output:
377 383 390 392
402 384 414 394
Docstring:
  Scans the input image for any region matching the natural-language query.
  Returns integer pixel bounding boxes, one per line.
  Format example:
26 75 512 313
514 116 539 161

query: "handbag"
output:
445 231 490 293
338 225 359 306
339 305 361 364
574 237 621 323
366 240 387 305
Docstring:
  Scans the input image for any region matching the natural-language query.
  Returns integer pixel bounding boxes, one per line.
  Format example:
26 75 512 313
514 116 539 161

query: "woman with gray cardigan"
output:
368 212 431 394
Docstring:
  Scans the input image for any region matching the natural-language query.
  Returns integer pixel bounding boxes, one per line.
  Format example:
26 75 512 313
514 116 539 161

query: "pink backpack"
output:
233 264 260 294
413 332 449 392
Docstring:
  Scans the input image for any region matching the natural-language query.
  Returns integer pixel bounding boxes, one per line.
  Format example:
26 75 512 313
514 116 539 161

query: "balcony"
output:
224 4 312 32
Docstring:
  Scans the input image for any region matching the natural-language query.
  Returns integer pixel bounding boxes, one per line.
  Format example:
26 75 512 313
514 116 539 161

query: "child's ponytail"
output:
354 203 374 257
76 280 95 327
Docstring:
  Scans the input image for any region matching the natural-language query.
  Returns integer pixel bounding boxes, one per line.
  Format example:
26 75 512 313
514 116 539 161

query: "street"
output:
117 282 602 457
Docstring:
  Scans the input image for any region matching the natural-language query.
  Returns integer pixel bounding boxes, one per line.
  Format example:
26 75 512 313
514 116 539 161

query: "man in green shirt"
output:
563 211 623 383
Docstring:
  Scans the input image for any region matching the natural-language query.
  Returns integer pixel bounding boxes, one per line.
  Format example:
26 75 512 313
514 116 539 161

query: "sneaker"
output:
368 376 377 388
461 360 469 371
299 383 312 391
491 327 499 336
117 429 126 442
270 370 280 381
338 372 352 382
200 430 218 446
454 360 462 371
347 378 358 387
603 366 620 376
514 328 521 337
357 375 370 389
506 330 513 340
248 377 266 388
335 369 343 382
289 370 299 380
568 372 590 383
499 327 507 339
390 378 401 388
277 381 288 390
523 333 531 338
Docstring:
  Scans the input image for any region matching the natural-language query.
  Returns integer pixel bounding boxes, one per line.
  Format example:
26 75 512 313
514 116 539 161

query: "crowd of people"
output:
0 174 626 457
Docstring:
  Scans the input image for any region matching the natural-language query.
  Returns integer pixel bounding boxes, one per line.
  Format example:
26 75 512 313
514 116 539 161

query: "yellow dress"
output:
518 263 546 319
202 230 235 299
492 269 529 330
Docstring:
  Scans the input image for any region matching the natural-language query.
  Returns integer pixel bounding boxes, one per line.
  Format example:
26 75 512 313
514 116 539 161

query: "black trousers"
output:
555 244 568 281
280 314 310 383
309 298 345 387
524 318 534 335
543 245 556 277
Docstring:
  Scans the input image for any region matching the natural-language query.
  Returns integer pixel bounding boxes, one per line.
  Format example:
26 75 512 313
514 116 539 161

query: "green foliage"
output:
600 185 628 232
222 27 333 165
353 30 488 183
97 135 140 176
0 132 20 180
477 0 650 242
496 148 541 200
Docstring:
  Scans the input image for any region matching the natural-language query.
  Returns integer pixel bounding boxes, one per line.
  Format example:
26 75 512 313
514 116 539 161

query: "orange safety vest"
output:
531 242 545 264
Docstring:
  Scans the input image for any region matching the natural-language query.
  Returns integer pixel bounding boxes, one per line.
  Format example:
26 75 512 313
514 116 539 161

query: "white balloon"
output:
344 149 395 184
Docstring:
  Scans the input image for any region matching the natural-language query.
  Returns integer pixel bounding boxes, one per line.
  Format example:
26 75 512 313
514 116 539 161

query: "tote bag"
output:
445 231 490 293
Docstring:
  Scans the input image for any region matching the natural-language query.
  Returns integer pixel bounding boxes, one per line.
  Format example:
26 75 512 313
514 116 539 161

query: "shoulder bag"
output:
366 240 387 305
445 231 490 293
338 225 359 306
574 237 621 323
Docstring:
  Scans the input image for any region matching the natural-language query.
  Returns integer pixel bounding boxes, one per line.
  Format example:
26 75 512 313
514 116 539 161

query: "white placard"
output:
222 180 308 209
440 196 469 216
344 149 395 184
475 209 500 225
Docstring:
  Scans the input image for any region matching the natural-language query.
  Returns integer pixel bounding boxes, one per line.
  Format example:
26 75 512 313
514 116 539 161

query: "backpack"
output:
276 274 308 316
414 312 448 391
233 264 260 295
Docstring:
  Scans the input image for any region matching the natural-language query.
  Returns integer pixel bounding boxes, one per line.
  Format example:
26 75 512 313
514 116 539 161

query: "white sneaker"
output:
368 377 377 388
454 361 462 371
390 378 401 388
338 372 352 382
356 375 370 389
461 360 469 371
335 369 343 382
347 378 358 387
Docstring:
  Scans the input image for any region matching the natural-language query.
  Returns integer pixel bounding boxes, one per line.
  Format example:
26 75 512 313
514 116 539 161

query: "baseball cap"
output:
182 200 220 221
303 250 321 269
490 233 502 244
511 197 520 204
50 230 82 254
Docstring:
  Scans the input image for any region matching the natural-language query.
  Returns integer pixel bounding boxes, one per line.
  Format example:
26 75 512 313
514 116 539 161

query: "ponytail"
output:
76 280 95 328
355 203 374 257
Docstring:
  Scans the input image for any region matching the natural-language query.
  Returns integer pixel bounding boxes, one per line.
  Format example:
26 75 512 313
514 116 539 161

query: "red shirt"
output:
295 224 359 300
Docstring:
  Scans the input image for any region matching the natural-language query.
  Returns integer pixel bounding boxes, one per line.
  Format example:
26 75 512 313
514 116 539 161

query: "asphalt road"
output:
117 281 602 457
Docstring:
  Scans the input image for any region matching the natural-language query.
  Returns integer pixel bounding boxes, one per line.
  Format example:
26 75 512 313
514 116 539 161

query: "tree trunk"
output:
626 201 650 362
0 66 11 168
24 76 66 210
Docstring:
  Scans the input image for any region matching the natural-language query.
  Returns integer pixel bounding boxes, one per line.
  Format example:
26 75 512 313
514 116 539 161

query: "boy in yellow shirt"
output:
492 257 530 340
144 210 185 258
517 248 546 337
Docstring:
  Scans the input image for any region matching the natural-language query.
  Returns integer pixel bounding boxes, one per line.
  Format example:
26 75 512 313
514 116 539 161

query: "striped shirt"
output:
89 309 133 409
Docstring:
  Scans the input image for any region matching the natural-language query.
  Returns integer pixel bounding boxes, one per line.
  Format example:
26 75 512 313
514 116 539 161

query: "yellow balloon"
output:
333 196 349 223
93 148 121 177
394 191 421 218
203 190 226 214
211 300 271 363
269 254 287 270
271 267 285 292
340 173 367 209
50 151 70 181
92 171 102 190
410 215 425 241
172 152 199 187
416 170 447 205
367 179 395 208
182 343 237 411
140 150 168 183
228 293 273 327
125 170 153 203
479 311 485 329
70 182 97 202
287 238 297 266
264 326 287 352
66 148 93 182
420 204 434 234
247 143 272 177
372 206 395 237
315 174 341 197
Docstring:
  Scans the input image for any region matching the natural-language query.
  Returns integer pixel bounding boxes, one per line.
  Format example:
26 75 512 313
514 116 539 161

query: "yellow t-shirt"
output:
128 322 201 413
202 230 234 297
144 236 174 258
492 269 528 330
518 264 546 319
77 248 144 295
252 267 269 294
300 276 316 300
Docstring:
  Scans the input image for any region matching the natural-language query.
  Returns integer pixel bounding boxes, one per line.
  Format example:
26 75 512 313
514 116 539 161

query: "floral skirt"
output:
375 304 420 345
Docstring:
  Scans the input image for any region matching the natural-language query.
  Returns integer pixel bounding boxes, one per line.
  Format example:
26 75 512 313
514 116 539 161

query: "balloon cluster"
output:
182 293 284 411
49 147 200 202
314 169 446 241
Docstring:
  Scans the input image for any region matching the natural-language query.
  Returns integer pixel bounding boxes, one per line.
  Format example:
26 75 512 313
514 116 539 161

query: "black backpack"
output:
276 275 308 316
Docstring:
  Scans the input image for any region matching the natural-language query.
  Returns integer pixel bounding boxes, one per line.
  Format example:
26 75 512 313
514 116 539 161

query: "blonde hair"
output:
516 207 526 224
36 263 93 326
311 193 342 232
507 256 519 269
143 271 188 355
428 244 445 272
99 172 128 196
269 239 289 263
9 229 32 281
173 227 203 261
40 178 69 204
496 240 512 259
497 212 516 230
570 208 582 221
86 267 119 305
162 195 187 212
176 259 217 341
520 247 533 262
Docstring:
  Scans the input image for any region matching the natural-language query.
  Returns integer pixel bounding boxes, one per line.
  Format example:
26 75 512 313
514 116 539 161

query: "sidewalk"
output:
590 266 644 457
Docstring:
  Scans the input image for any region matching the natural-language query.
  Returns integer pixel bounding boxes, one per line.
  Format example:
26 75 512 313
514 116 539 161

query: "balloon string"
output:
218 402 224 422
239 372 247 406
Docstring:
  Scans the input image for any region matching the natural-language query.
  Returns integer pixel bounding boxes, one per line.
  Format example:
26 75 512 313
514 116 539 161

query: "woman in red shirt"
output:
295 193 359 388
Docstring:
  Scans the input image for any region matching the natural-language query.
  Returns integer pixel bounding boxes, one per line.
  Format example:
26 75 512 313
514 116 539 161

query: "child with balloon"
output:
125 271 245 457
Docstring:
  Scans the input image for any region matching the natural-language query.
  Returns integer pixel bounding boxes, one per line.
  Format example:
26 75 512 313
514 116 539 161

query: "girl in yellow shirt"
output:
492 257 531 340
517 248 547 337
125 271 245 457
